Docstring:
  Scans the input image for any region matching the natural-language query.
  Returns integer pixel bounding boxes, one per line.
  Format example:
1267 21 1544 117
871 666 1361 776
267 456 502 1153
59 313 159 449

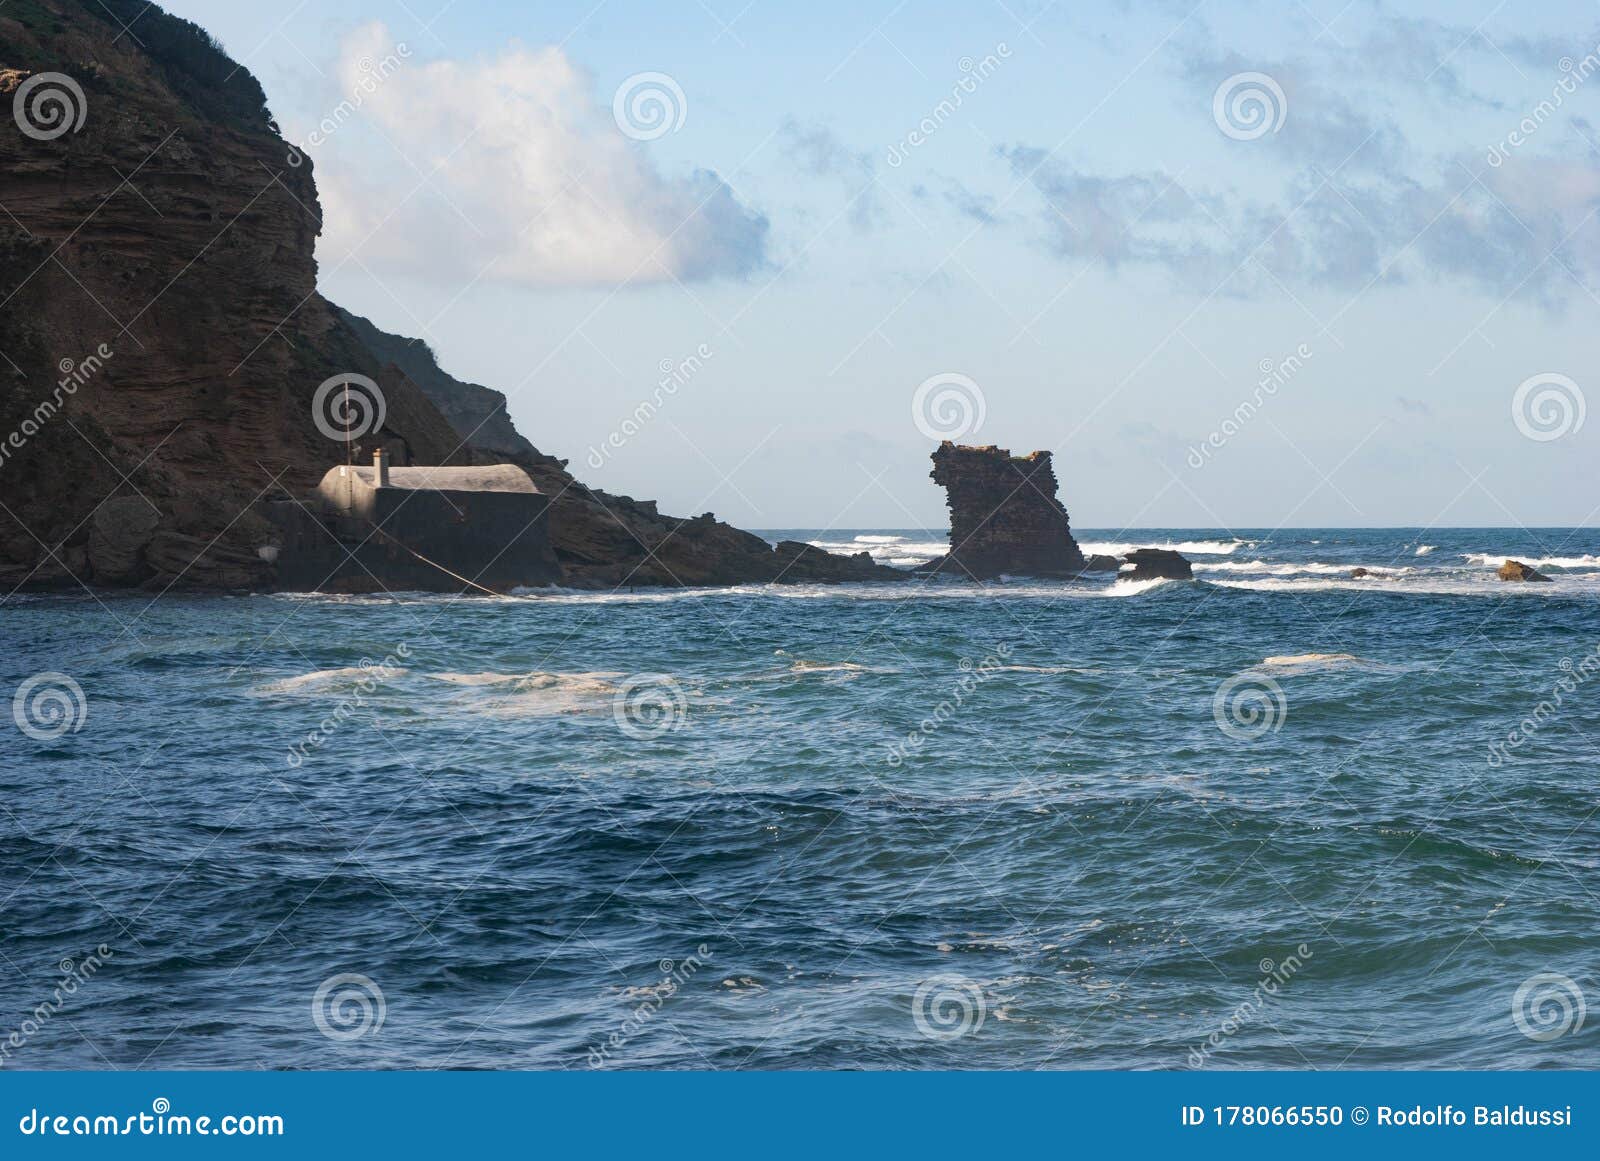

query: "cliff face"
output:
928 442 1088 578
0 0 465 589
0 0 898 591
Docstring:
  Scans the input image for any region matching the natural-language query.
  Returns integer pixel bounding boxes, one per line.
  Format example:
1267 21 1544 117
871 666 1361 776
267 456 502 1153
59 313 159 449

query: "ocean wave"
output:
253 666 407 695
1107 576 1180 597
1259 652 1367 673
1463 552 1600 569
270 578 1217 606
789 660 873 674
1081 538 1249 556
806 536 947 562
427 671 627 691
1195 561 1412 577
1207 575 1595 596
473 671 633 717
993 665 1102 674
1414 545 1436 555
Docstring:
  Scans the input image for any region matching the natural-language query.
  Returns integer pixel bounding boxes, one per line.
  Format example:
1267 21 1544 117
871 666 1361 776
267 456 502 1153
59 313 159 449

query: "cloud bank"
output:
306 24 768 288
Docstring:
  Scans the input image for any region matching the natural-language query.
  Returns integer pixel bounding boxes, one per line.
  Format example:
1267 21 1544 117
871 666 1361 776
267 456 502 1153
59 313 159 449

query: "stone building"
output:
269 451 560 593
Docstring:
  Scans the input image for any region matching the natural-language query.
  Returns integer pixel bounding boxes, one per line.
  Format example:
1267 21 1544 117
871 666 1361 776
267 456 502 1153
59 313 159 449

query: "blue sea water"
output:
2 528 1598 1070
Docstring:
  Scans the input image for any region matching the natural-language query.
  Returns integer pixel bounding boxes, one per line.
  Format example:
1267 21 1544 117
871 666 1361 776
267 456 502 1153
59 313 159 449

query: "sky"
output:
161 0 1600 529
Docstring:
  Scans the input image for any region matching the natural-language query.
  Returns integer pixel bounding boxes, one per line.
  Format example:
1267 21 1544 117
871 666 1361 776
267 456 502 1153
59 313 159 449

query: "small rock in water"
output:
1120 548 1193 581
1496 559 1552 582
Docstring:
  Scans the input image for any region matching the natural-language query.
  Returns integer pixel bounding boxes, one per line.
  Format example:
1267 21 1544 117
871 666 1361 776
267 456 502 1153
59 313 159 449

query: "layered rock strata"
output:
925 442 1087 578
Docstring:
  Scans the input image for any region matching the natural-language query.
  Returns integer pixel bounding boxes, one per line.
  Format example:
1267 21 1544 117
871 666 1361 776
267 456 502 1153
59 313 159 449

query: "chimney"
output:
373 447 390 487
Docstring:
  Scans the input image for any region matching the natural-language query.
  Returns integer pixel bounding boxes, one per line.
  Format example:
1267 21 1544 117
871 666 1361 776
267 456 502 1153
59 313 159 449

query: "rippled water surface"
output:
3 529 1598 1069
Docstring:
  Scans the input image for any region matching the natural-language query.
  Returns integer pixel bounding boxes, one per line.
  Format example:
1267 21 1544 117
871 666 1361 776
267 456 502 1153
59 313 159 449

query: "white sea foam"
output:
276 575 1214 606
1414 545 1436 555
254 666 406 694
1080 538 1250 556
1463 552 1600 569
428 671 524 686
1209 573 1596 597
1194 560 1411 577
478 671 631 716
1260 652 1365 671
805 535 947 565
993 664 1101 674
1107 576 1178 597
789 660 872 674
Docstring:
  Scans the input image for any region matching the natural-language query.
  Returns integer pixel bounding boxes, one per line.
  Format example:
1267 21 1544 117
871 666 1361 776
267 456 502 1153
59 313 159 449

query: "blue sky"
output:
165 0 1598 528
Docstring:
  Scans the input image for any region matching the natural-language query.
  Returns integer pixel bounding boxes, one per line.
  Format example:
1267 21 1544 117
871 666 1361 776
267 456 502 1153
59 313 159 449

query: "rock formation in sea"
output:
1120 548 1193 581
1497 559 1552 583
925 442 1088 578
0 0 901 592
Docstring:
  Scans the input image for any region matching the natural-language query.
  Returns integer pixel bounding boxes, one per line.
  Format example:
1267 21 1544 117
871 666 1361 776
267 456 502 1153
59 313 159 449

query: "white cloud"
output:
302 24 767 288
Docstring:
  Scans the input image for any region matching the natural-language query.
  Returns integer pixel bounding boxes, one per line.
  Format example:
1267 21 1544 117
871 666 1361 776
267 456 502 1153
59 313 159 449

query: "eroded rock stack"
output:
926 442 1088 578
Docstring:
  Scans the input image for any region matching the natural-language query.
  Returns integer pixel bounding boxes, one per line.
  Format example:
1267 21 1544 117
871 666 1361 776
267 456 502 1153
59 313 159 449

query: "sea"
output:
2 528 1597 1070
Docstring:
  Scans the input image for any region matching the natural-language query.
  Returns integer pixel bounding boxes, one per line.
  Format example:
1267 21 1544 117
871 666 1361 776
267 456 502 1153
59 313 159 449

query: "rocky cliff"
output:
927 442 1088 578
0 0 900 591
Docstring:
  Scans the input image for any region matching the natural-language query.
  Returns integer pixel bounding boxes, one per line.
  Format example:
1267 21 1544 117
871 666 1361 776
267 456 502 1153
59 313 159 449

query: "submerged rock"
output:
1497 559 1552 582
1121 548 1193 581
925 442 1088 578
1083 554 1121 572
770 541 906 583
